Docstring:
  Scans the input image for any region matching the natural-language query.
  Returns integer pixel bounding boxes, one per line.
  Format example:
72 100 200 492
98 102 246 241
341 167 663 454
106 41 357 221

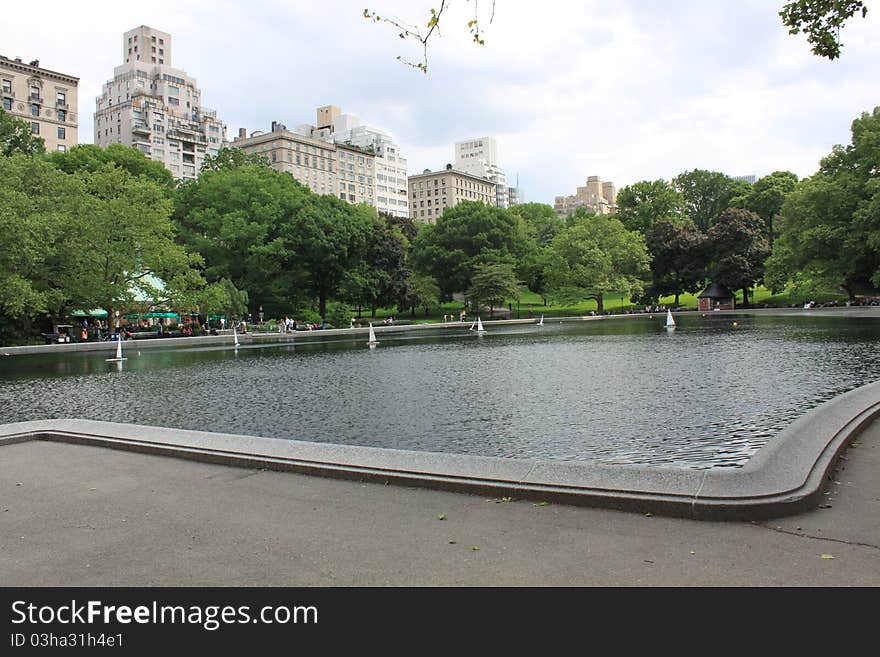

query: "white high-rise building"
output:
297 105 409 218
454 136 515 208
94 26 226 181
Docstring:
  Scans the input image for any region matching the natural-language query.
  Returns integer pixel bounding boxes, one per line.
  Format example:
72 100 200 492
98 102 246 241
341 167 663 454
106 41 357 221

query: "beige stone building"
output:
554 175 618 217
231 122 376 206
1 55 78 152
408 166 496 224
94 26 225 181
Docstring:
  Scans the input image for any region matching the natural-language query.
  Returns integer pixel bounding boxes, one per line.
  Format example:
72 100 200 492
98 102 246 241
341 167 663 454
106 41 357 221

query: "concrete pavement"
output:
1 420 877 586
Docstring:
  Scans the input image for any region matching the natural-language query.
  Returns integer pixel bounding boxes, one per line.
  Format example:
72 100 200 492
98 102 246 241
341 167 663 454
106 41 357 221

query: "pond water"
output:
2 313 879 469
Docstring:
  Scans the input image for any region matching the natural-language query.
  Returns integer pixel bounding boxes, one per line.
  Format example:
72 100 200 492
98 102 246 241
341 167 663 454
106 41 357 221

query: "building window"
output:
30 104 39 117
56 91 66 105
57 127 65 139
57 144 66 152
2 98 10 111
57 109 66 122
1 79 11 94
30 84 40 100
31 122 39 135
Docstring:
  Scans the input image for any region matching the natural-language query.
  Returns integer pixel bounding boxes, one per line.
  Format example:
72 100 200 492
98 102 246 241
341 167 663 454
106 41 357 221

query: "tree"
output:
174 163 305 317
615 179 684 236
410 201 531 299
673 170 751 233
780 1 868 59
544 212 650 313
729 171 799 246
399 273 441 317
765 108 880 298
0 108 45 156
645 220 706 305
200 147 270 172
275 194 375 318
59 165 202 320
46 143 175 189
0 155 78 342
705 208 771 306
466 263 520 315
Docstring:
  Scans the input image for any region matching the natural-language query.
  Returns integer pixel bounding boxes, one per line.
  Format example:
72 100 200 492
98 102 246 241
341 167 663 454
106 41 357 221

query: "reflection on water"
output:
2 314 880 469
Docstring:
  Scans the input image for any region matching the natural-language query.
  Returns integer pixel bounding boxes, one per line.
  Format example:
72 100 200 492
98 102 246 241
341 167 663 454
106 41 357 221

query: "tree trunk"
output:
674 292 680 306
410 305 416 318
742 287 749 306
596 293 604 314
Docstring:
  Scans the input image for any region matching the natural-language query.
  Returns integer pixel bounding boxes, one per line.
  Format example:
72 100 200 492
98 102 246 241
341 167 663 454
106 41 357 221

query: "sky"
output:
2 0 879 204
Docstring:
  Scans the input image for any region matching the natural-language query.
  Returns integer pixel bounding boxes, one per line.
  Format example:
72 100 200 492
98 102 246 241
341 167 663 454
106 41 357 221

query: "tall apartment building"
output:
94 26 226 181
1 55 78 152
408 165 496 224
231 121 376 206
454 136 514 208
294 105 408 217
554 176 618 217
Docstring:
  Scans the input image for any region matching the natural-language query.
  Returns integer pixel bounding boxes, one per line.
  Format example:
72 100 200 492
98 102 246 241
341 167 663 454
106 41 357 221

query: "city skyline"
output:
3 0 879 204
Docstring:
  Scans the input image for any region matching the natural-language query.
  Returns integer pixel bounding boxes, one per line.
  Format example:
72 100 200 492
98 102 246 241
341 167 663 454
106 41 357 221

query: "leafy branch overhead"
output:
364 0 495 73
780 1 868 59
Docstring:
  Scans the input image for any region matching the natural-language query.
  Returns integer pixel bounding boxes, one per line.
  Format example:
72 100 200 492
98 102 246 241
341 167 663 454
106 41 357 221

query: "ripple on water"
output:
2 314 880 469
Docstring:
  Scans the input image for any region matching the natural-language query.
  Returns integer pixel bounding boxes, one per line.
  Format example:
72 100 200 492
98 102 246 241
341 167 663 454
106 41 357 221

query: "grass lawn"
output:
367 283 851 325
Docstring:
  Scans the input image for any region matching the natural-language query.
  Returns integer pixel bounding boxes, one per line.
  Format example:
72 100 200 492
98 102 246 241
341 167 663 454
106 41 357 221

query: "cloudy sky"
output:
3 0 879 204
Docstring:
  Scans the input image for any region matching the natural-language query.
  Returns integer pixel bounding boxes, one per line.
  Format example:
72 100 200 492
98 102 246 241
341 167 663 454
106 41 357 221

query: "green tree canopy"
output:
545 212 650 313
0 108 45 156
411 201 532 299
200 146 270 172
466 263 520 314
765 108 880 298
645 220 706 305
616 179 685 235
672 169 751 233
46 143 175 189
780 1 868 59
705 208 771 305
730 171 799 245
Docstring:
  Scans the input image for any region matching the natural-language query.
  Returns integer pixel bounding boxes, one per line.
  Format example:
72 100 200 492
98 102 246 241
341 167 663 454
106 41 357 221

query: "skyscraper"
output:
454 137 514 208
94 26 226 181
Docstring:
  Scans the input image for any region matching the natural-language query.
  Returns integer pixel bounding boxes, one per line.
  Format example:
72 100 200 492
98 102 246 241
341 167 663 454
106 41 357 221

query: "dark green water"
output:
2 313 879 469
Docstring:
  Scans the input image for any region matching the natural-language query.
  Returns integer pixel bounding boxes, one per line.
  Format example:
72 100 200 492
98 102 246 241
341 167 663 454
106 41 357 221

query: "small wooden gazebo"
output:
697 283 735 311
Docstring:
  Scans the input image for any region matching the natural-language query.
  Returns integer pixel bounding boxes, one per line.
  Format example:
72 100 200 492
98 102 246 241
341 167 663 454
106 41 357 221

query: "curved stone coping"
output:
3 379 879 520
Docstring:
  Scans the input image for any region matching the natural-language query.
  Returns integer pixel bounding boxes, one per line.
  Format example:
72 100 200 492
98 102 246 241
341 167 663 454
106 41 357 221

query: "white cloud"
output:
3 0 878 203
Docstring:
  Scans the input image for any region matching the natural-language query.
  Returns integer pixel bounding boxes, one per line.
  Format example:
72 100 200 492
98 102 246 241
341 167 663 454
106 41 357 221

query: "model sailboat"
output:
368 323 379 347
537 315 544 326
476 317 485 334
106 337 126 362
665 309 676 330
233 325 240 347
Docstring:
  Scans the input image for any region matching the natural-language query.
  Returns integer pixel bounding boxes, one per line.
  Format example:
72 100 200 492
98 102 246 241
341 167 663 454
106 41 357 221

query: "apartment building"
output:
554 176 618 217
408 165 496 224
295 105 407 217
1 55 78 152
94 26 226 181
231 121 376 206
454 136 514 208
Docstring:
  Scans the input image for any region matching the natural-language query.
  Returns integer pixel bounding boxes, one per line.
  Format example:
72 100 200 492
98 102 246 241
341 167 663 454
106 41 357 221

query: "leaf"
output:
533 501 549 507
471 545 480 551
437 514 446 520
821 554 835 560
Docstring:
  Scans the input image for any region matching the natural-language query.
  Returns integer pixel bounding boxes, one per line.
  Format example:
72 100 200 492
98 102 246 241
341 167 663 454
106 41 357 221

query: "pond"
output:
2 312 879 469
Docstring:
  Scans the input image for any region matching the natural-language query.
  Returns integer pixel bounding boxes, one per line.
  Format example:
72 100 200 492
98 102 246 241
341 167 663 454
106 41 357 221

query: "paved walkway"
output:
2 420 877 586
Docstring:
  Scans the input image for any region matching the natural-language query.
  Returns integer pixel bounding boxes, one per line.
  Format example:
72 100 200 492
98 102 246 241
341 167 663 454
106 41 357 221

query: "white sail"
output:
537 315 544 326
476 317 485 333
666 309 676 329
368 323 378 345
106 336 126 361
469 318 476 331
233 325 240 347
